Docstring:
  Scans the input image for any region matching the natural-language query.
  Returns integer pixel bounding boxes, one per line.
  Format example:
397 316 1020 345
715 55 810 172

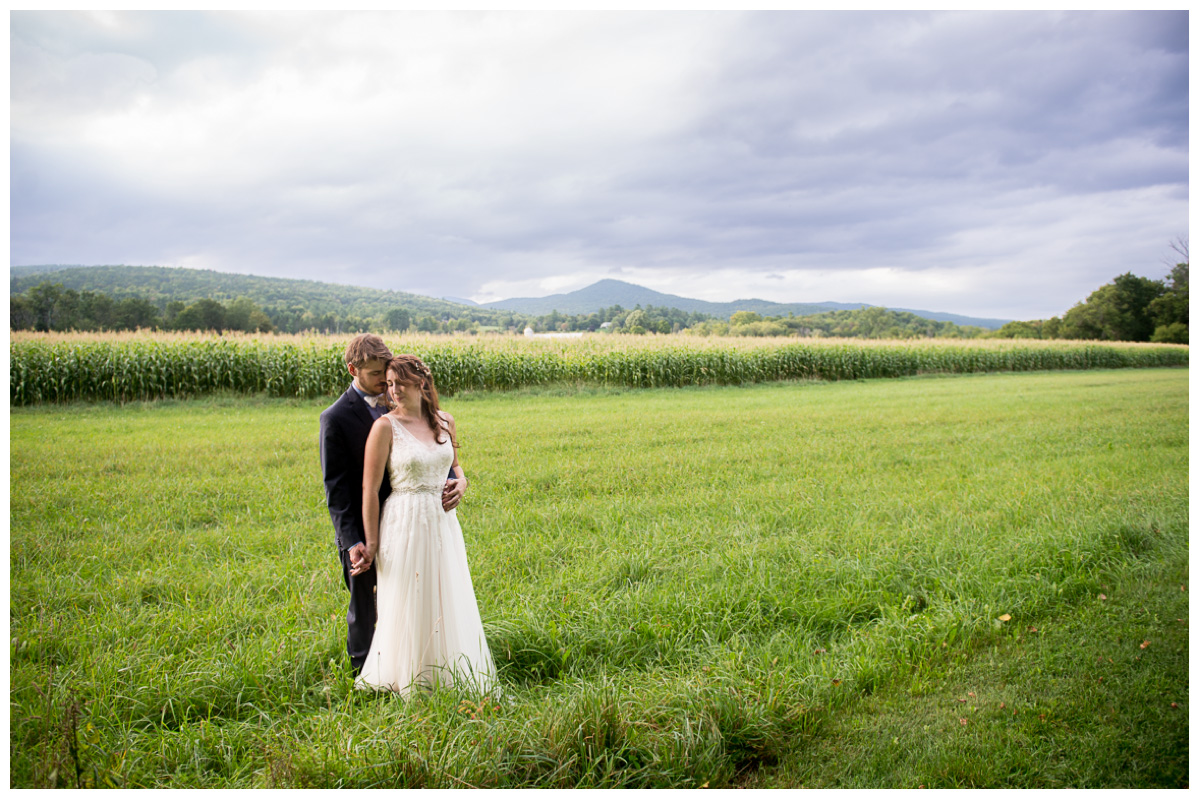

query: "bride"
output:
351 354 498 696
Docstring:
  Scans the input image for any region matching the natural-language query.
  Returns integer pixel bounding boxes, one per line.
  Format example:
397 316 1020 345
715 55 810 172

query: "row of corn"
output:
10 336 1188 405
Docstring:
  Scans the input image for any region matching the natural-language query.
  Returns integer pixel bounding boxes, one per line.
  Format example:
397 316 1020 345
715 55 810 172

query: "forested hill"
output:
10 264 1008 336
484 278 1010 329
10 264 495 323
482 278 854 317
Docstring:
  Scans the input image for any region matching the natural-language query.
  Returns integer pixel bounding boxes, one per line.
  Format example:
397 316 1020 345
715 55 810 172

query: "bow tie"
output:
363 393 384 408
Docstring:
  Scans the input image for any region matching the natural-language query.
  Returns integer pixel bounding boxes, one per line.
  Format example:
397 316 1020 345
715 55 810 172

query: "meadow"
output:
9 368 1189 788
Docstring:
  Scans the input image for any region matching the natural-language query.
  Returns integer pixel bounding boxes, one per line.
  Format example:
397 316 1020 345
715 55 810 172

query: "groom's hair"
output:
344 334 393 368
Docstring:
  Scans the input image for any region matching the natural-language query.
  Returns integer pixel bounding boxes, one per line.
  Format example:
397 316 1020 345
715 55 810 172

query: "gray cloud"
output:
10 10 1188 319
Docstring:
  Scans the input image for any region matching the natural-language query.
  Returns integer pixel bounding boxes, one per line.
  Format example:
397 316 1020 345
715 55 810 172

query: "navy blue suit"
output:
319 386 391 672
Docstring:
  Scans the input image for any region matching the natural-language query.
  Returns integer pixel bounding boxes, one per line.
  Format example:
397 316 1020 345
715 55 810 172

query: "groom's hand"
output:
348 543 371 576
442 479 465 511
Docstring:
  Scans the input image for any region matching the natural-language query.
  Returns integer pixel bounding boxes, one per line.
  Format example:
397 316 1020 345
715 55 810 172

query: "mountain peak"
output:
482 279 1009 329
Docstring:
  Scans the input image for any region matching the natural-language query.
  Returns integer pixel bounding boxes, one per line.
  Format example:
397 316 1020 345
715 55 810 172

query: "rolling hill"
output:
483 278 1010 329
9 265 499 323
11 266 1010 330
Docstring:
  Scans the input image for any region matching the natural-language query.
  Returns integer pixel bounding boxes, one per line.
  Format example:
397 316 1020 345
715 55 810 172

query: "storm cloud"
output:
10 10 1188 319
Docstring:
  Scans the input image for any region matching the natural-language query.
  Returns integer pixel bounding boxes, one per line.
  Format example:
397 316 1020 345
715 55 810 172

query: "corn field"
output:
10 332 1188 406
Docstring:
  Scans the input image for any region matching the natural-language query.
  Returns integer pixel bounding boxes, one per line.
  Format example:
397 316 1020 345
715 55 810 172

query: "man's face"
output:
348 358 388 395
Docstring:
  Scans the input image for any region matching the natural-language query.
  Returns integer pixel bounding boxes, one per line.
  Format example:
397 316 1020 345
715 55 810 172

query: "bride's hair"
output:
386 355 457 448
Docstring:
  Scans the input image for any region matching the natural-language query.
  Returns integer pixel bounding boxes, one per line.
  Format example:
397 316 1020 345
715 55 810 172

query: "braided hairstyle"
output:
385 355 457 448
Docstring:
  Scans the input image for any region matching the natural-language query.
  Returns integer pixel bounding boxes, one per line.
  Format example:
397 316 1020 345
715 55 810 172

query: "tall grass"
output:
9 369 1189 787
10 331 1188 405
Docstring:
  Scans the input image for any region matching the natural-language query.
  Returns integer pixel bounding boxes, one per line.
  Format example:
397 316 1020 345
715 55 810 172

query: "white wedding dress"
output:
356 415 498 697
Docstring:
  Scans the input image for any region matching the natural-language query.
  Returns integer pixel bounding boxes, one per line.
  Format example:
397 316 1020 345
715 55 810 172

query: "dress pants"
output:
339 545 377 673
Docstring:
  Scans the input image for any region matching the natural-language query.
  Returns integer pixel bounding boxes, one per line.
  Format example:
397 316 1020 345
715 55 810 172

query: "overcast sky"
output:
10 10 1189 320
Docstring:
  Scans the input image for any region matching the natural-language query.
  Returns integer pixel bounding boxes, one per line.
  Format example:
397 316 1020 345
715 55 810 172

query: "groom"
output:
319 333 465 674
319 333 393 675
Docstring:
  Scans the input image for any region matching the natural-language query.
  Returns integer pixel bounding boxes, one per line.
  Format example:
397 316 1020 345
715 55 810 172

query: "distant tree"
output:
1061 273 1164 341
935 322 964 339
224 297 273 332
729 310 762 326
1059 286 1112 340
77 291 117 330
10 295 35 330
249 309 273 333
385 308 412 332
624 309 649 334
174 299 227 332
1151 322 1188 344
225 297 252 331
26 282 68 331
115 297 162 330
857 307 895 338
732 320 788 337
994 320 1043 339
164 301 186 328
1148 259 1188 342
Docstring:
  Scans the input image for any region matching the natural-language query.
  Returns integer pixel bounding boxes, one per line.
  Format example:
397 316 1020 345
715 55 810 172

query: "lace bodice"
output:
386 415 454 495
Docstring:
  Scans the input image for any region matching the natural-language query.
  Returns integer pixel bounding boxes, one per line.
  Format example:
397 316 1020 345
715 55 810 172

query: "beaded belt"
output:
390 485 443 496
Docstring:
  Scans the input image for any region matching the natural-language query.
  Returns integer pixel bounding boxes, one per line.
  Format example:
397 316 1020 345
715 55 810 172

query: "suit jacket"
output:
320 386 392 552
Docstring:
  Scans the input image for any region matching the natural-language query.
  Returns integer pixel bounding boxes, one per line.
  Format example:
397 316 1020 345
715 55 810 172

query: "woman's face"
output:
386 369 421 408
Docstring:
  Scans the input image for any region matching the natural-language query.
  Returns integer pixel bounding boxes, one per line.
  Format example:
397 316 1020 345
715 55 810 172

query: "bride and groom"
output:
319 334 497 695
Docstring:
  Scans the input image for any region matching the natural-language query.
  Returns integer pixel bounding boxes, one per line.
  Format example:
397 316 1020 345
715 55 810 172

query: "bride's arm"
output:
356 418 391 574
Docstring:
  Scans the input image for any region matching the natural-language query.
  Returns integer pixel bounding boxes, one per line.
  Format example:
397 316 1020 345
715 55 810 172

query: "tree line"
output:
684 243 1189 344
9 265 487 325
10 243 1188 342
991 243 1188 343
682 307 989 339
10 283 278 334
8 282 713 336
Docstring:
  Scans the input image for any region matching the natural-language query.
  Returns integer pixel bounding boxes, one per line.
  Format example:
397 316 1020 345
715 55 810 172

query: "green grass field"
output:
10 369 1188 787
